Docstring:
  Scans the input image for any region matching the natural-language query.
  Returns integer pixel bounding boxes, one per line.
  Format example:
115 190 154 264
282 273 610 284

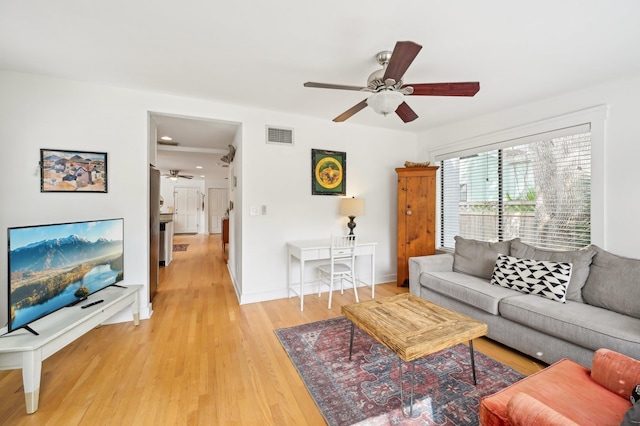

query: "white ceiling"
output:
2 1 640 173
153 114 239 181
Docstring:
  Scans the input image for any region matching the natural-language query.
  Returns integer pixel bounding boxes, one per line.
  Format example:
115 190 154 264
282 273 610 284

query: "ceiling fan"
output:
304 41 480 123
162 170 193 180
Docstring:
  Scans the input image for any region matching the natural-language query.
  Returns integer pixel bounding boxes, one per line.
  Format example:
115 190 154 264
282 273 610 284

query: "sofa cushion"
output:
420 271 520 315
506 393 580 426
510 239 596 303
480 358 632 426
582 245 640 319
498 294 640 356
490 254 572 303
453 236 512 280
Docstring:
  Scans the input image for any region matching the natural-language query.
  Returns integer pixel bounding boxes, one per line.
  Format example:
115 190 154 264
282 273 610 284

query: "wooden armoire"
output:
396 166 439 286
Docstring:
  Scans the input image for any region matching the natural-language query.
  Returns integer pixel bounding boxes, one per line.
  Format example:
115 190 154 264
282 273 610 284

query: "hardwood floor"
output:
0 234 545 425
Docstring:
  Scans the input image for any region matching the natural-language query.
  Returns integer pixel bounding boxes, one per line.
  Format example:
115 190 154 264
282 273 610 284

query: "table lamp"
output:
340 197 365 235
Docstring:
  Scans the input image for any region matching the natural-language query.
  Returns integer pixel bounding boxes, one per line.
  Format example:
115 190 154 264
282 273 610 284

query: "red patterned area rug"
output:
173 244 189 252
275 316 524 426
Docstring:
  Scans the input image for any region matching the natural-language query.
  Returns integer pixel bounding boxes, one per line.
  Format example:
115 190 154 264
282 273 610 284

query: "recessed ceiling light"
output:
200 175 205 178
160 136 172 141
196 166 203 169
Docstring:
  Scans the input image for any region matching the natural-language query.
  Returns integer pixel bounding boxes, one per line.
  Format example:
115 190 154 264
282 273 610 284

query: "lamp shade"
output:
366 91 404 116
340 197 365 217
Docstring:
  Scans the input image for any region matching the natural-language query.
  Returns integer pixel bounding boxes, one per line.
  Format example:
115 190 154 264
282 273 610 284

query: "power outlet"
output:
250 206 259 216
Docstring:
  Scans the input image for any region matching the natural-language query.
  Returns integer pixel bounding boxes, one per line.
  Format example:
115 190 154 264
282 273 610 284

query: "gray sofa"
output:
409 237 640 368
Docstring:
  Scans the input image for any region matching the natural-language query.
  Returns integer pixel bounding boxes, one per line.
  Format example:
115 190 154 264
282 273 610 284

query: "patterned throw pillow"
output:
491 254 573 303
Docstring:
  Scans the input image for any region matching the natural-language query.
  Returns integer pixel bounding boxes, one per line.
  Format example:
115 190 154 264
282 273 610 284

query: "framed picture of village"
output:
40 149 108 193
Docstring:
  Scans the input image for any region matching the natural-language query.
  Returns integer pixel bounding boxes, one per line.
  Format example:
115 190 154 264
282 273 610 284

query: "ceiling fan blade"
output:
383 41 422 82
405 82 480 97
333 99 368 122
304 82 366 91
395 102 418 123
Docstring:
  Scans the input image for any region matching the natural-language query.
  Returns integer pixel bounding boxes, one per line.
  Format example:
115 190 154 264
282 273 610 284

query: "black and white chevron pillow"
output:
491 254 573 303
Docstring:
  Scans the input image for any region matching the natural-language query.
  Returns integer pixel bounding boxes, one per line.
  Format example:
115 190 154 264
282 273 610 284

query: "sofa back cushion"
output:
453 236 512 280
582 246 640 319
510 239 596 303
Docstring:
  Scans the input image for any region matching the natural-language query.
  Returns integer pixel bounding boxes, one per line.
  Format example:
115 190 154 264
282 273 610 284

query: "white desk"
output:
287 239 377 311
0 284 141 414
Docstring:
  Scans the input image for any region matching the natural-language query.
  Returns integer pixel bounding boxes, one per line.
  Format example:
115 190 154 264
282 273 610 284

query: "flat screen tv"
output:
7 218 124 334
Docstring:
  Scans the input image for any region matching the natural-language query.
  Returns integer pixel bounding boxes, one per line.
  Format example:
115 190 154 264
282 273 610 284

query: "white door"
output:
208 188 229 234
174 187 199 233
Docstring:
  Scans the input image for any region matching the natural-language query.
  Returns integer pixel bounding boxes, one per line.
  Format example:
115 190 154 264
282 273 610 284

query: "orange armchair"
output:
480 349 640 425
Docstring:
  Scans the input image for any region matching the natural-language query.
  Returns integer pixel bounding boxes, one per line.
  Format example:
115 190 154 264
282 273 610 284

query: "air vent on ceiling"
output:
266 125 294 146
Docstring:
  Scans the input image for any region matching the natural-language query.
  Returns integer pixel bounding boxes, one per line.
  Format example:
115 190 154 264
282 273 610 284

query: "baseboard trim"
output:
238 273 396 305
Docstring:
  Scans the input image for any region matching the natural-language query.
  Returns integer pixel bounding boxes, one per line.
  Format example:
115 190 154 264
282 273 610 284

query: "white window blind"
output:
440 127 591 251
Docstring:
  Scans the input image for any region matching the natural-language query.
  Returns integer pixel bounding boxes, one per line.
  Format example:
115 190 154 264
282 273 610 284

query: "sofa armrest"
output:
591 348 640 399
408 253 454 296
507 393 580 426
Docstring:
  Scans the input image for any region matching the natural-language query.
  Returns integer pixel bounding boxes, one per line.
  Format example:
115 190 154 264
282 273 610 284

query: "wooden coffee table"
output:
342 293 488 417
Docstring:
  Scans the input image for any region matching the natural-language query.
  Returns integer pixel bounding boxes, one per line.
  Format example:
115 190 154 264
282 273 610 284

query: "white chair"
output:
317 235 359 309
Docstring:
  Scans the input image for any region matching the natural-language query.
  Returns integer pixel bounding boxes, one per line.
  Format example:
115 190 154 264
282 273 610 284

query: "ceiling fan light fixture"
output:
367 90 404 116
169 169 180 181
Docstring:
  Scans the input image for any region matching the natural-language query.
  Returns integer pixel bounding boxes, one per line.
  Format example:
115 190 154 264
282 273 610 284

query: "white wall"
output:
0 72 151 328
0 70 418 328
418 74 640 259
228 129 242 295
238 119 416 303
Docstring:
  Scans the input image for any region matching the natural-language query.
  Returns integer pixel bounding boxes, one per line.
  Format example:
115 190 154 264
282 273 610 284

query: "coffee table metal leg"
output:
399 358 416 418
348 322 355 360
469 339 477 385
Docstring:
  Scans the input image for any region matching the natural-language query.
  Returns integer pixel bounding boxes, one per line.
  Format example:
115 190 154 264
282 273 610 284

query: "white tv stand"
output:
0 284 142 414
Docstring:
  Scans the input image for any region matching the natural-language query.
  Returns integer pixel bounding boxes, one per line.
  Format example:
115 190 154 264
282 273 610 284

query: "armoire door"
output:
396 167 438 286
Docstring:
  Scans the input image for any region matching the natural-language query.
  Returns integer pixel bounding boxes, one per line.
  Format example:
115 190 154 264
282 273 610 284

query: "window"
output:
439 126 591 251
459 184 468 202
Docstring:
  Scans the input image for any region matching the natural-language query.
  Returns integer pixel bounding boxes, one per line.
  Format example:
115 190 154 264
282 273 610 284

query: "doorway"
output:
174 187 200 234
208 188 229 234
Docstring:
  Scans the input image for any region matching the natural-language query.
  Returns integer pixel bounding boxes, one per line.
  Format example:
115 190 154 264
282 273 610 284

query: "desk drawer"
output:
298 248 330 260
317 248 330 258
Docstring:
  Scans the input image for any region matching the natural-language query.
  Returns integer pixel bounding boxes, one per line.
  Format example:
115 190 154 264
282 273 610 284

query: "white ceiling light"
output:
160 136 173 141
196 166 203 169
367 91 404 116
